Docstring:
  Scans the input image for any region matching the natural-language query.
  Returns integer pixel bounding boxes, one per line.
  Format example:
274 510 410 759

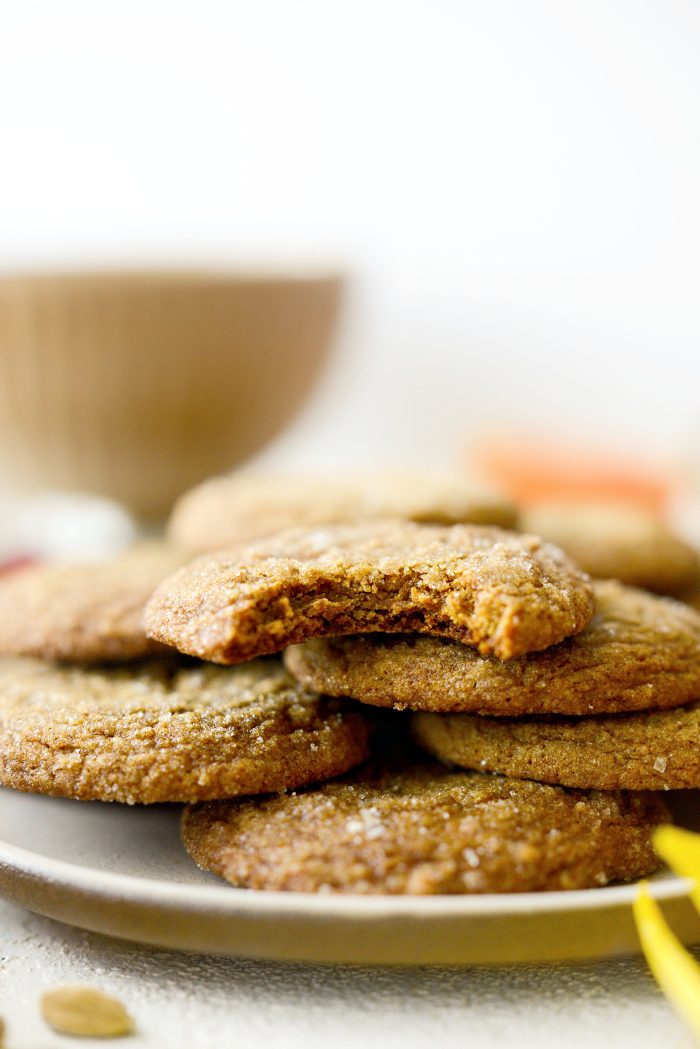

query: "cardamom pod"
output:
40 985 134 1038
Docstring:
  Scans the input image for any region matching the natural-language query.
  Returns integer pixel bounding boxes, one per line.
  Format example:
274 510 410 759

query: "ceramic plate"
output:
0 787 698 966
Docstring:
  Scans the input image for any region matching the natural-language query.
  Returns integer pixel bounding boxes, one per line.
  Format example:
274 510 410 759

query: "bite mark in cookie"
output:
285 581 700 715
146 520 594 663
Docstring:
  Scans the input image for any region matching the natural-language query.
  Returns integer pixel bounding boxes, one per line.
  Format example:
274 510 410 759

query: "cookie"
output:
0 656 368 803
412 702 700 791
167 471 518 551
285 581 700 715
181 759 667 893
521 503 700 596
146 520 594 664
0 543 184 662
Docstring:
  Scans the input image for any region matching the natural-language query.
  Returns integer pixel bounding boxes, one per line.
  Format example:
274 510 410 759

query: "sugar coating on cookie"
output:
285 581 700 715
0 543 184 662
182 760 667 894
522 503 700 596
146 520 594 664
0 657 368 803
412 702 700 791
168 471 518 551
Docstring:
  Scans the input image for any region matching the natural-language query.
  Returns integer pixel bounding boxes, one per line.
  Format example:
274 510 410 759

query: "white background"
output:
1 0 699 469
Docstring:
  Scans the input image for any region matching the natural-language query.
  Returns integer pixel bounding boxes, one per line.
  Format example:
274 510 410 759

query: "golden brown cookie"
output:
285 581 700 715
0 656 368 803
182 759 667 893
167 471 518 551
0 543 184 662
412 702 700 791
146 520 594 664
521 503 700 596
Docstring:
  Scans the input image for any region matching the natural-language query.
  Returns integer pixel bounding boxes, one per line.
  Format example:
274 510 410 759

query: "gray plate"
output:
0 787 698 965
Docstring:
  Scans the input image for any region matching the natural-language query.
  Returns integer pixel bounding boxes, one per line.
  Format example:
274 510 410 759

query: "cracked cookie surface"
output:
412 702 700 791
0 656 368 803
168 471 518 551
182 758 667 894
146 520 594 664
0 543 184 662
285 581 700 715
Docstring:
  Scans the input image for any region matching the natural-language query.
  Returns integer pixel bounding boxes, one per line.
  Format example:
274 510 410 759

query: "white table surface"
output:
0 897 696 1049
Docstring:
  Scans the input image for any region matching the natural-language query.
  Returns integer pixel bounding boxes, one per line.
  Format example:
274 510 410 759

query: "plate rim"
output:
0 835 691 918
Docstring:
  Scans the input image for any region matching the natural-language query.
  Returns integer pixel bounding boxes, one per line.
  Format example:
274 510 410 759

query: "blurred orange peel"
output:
473 436 672 511
633 826 700 1039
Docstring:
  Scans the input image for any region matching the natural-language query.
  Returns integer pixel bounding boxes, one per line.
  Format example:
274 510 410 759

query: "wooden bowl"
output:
0 271 342 519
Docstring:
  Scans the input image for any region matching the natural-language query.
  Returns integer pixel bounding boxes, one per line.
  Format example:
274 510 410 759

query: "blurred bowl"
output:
0 270 342 519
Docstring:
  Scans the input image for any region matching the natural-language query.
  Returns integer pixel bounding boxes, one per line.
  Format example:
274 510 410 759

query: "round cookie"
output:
168 471 518 551
521 503 700 596
285 581 700 715
412 703 700 791
146 520 594 664
181 759 667 894
0 543 184 662
0 656 368 803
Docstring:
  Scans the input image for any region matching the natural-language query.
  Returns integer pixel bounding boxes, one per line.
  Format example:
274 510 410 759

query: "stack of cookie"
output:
0 471 515 813
0 470 696 897
145 516 681 894
287 579 700 795
0 543 367 805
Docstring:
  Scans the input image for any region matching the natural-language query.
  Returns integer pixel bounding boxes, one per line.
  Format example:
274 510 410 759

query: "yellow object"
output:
633 826 700 1041
654 826 700 911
